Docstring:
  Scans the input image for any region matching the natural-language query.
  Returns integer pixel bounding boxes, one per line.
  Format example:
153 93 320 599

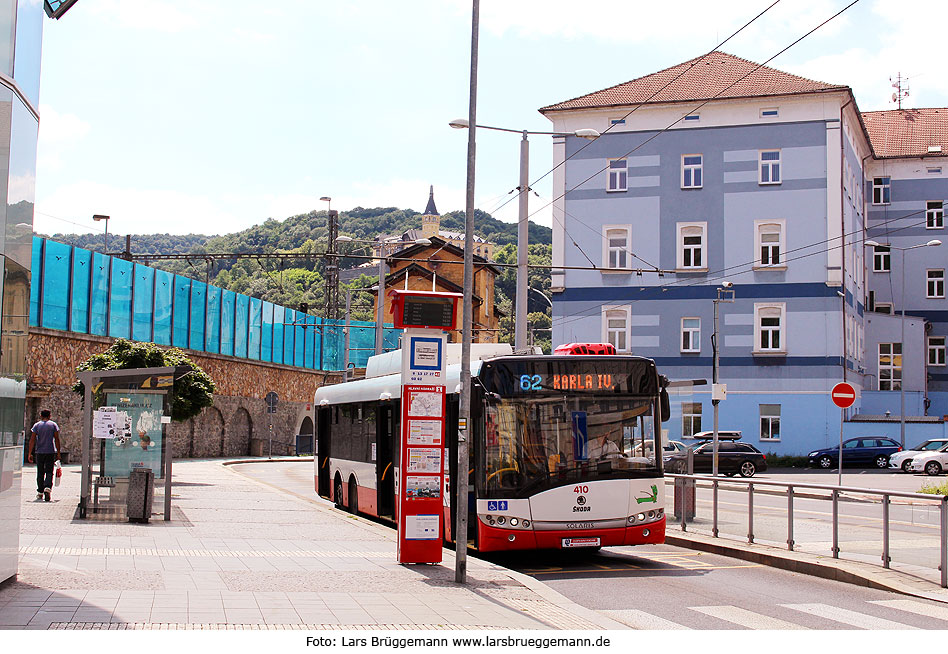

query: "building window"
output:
873 177 890 204
684 114 700 122
872 245 890 272
879 342 902 390
754 303 786 354
607 158 627 192
681 317 700 352
930 337 947 366
681 154 703 189
927 167 942 175
603 225 631 270
603 306 630 352
760 108 779 118
682 403 702 438
759 150 781 185
928 269 945 298
609 117 626 126
874 302 893 314
927 201 944 229
755 221 784 268
760 404 781 441
677 222 707 270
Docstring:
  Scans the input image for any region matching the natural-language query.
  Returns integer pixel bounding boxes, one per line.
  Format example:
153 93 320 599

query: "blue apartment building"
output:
540 51 948 455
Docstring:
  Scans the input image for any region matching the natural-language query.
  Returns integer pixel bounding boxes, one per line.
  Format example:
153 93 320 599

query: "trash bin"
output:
673 477 695 521
126 468 154 523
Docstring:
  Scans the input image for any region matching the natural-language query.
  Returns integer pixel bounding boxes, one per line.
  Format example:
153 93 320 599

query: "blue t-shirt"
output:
31 420 59 454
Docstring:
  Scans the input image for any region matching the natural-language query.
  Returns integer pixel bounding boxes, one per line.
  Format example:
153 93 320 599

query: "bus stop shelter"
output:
76 366 186 521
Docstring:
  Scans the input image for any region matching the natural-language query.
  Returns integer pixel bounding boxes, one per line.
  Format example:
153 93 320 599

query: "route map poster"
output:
103 392 164 478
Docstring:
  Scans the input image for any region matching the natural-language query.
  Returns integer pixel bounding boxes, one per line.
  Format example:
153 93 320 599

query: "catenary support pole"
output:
515 130 529 351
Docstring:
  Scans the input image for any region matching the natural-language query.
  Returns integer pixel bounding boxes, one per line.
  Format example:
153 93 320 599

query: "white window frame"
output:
759 149 781 185
760 107 779 118
682 402 702 439
607 158 627 192
879 342 902 391
676 222 707 271
602 305 631 353
872 245 891 273
929 336 947 367
873 177 891 205
754 303 786 355
681 154 703 189
927 269 945 299
602 225 631 272
874 302 893 315
609 117 626 126
927 201 944 229
759 404 781 441
754 220 785 269
681 317 700 353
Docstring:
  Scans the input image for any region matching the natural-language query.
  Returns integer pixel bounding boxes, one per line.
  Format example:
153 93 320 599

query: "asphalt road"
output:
235 460 948 630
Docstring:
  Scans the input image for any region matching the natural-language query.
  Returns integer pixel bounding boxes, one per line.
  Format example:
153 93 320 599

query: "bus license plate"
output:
562 537 600 548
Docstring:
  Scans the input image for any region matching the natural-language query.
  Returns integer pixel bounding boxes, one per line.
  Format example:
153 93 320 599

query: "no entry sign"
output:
831 382 856 409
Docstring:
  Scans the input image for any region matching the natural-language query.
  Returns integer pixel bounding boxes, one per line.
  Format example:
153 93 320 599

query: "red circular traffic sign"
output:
831 382 856 409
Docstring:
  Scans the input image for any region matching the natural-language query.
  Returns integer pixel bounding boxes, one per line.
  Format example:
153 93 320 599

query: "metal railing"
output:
667 473 948 588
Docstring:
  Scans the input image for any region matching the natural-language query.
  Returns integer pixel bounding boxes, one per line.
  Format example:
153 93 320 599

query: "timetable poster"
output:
103 392 164 478
407 419 442 446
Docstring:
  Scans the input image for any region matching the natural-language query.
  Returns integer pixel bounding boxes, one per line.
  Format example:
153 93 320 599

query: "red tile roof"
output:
539 51 848 113
862 109 948 158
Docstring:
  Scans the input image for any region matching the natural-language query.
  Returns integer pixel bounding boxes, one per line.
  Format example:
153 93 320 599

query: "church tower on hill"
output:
421 185 440 239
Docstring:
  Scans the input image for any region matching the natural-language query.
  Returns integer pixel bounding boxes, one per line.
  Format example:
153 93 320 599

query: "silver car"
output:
888 439 948 472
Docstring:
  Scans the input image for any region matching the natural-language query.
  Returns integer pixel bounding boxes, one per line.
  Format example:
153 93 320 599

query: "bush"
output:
919 479 948 495
72 339 216 422
763 453 810 468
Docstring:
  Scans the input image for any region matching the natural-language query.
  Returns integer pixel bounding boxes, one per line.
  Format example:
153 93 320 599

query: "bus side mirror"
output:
660 387 670 423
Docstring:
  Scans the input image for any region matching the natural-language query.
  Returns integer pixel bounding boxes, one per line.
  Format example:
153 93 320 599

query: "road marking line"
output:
690 605 805 630
599 609 690 630
869 599 948 621
782 603 918 629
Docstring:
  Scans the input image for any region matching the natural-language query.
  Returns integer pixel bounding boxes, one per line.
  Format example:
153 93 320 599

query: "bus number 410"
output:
573 485 588 494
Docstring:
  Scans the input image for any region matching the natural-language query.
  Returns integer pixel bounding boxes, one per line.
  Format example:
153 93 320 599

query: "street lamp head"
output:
720 280 733 289
92 214 109 222
574 128 600 140
335 235 353 243
864 240 881 248
449 118 470 129
414 238 432 245
927 239 942 247
319 196 331 202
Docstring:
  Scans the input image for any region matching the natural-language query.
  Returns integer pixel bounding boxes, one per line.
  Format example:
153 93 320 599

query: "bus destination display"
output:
402 296 454 328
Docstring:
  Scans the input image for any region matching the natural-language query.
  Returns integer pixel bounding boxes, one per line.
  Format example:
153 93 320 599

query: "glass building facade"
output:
29 236 402 372
2 0 47 585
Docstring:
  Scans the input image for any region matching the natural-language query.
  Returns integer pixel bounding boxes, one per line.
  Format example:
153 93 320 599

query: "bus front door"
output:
316 407 331 499
377 402 396 519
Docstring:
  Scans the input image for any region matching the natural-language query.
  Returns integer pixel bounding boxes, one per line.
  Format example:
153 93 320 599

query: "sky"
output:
31 0 948 239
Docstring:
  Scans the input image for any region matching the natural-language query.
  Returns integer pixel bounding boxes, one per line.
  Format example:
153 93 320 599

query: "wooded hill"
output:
42 206 554 349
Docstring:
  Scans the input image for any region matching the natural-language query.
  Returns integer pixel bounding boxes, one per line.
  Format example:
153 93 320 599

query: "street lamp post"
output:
711 283 734 538
448 118 598 350
93 214 110 254
865 239 941 448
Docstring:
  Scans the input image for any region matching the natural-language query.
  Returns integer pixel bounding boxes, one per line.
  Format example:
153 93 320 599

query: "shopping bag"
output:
54 460 62 487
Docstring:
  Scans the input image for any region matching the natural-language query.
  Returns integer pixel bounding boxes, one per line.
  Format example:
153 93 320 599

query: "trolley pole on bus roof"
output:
456 0 479 585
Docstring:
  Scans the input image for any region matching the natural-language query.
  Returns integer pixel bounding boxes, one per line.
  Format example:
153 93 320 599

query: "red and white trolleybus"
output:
314 343 671 552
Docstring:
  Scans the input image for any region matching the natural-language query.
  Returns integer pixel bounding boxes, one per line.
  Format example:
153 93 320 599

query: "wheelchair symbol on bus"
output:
487 500 508 511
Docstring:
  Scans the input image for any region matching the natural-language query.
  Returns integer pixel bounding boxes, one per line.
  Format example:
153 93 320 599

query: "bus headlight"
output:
509 518 519 527
521 520 530 528
496 516 506 525
637 513 646 521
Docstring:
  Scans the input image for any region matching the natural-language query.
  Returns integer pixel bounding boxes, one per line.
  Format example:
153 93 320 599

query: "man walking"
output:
28 409 61 502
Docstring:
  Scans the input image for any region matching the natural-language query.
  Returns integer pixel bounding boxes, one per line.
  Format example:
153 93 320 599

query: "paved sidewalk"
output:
1 460 623 631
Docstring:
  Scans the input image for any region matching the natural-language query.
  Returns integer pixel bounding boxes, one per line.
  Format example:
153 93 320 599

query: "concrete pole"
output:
456 0 479 585
375 244 385 356
900 247 906 450
344 287 351 382
515 131 529 351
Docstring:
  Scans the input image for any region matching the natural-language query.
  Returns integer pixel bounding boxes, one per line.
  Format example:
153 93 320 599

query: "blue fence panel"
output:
220 289 235 356
172 275 191 348
132 264 155 342
294 311 305 367
108 258 133 338
41 240 70 330
303 314 316 369
89 253 110 336
69 247 92 333
283 308 295 365
261 301 274 362
272 305 285 364
248 297 262 360
153 269 173 345
189 280 207 351
29 236 42 326
234 293 249 358
205 285 221 353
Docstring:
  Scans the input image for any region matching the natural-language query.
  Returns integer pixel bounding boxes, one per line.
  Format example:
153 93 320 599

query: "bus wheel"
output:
334 477 344 509
348 477 359 514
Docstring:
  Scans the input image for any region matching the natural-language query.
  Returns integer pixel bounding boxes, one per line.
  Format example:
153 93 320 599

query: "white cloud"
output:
37 105 91 172
85 0 200 33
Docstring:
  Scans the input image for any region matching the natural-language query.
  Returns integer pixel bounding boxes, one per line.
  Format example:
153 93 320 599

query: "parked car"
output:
808 437 902 469
888 439 948 473
908 448 948 476
664 438 767 477
664 440 686 454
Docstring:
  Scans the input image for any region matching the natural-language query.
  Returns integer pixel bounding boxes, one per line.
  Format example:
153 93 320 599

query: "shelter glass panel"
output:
261 301 274 362
283 308 295 364
205 285 221 353
294 312 305 366
272 305 285 364
220 289 235 356
248 297 262 360
89 253 110 336
234 293 249 358
172 275 191 347
29 235 41 326
108 258 133 338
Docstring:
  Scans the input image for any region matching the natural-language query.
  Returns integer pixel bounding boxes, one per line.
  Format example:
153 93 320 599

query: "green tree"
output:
73 339 216 422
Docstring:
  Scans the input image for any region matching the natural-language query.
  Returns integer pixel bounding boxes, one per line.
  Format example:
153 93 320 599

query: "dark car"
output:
664 439 767 477
808 437 902 469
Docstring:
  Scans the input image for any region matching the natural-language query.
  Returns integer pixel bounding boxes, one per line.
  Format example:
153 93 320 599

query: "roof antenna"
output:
890 73 909 110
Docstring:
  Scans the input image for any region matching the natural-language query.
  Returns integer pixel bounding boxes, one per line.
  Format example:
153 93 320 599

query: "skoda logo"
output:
576 495 586 506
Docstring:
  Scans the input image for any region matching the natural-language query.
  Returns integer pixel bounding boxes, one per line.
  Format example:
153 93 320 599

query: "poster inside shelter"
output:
103 392 164 478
